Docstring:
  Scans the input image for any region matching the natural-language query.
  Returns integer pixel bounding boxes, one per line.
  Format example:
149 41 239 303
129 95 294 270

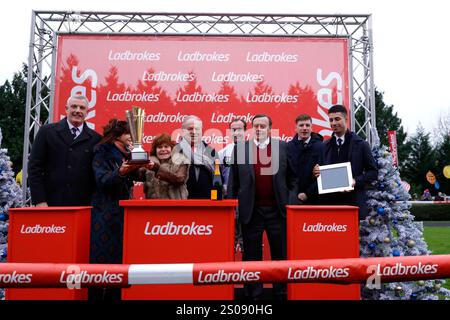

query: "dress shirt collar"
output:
253 137 270 149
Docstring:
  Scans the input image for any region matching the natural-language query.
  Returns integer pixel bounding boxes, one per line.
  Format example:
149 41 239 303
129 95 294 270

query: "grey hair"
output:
182 115 202 129
66 94 89 107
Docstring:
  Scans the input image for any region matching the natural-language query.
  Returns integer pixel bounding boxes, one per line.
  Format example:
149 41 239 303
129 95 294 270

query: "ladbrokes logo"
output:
198 269 261 284
60 270 124 289
302 222 348 232
366 262 439 290
20 224 66 234
376 262 438 276
0 271 32 284
144 221 213 236
287 266 350 280
108 50 160 61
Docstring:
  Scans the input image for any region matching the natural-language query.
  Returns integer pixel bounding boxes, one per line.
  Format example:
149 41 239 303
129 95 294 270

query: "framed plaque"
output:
317 162 354 194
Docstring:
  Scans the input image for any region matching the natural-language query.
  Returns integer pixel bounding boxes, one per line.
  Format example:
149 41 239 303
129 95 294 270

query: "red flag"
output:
388 131 398 167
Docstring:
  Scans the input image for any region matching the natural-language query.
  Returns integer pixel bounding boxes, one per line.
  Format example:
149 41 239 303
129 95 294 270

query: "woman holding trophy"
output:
89 108 152 300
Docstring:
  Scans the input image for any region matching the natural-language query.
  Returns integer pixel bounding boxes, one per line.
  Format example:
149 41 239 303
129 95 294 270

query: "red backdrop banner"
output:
53 35 350 199
53 35 350 149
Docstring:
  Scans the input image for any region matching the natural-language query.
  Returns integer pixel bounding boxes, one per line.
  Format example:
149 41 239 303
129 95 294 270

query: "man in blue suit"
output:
313 104 378 219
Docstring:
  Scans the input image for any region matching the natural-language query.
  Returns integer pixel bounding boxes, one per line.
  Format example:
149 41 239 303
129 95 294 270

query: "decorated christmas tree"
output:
0 127 23 299
360 128 450 300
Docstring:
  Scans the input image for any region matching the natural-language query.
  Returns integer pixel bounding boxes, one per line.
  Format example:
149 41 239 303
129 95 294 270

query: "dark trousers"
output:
241 205 287 300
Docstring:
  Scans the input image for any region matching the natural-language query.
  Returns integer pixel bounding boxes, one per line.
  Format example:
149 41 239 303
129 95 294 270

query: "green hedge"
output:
410 204 450 221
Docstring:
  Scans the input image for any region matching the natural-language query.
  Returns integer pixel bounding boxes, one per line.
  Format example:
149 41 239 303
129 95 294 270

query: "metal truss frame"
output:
22 11 375 202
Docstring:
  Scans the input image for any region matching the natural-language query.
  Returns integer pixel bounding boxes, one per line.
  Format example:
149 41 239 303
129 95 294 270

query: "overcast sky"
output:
1 0 449 136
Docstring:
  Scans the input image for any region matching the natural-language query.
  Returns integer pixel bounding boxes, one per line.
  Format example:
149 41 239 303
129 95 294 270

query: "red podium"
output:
286 205 360 300
120 199 237 300
6 207 91 300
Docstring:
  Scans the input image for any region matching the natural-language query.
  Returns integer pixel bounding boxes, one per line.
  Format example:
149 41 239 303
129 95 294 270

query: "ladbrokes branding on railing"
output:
375 262 439 277
144 221 214 236
60 265 128 289
0 255 449 288
366 261 441 289
288 266 350 280
0 264 130 288
0 271 33 284
60 270 124 286
197 269 261 284
20 224 67 234
194 265 352 285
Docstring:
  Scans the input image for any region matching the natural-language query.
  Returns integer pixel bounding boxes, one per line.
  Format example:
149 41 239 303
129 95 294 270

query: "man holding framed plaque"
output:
313 105 378 219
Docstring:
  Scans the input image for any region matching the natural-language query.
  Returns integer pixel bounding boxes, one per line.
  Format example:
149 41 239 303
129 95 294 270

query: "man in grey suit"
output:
227 114 297 300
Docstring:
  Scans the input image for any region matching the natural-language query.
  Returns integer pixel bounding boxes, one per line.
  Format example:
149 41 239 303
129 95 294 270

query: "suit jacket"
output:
227 138 298 225
287 133 324 204
28 118 101 206
320 131 378 218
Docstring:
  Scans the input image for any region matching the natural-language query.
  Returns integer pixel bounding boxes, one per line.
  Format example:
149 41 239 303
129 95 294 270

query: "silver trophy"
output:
125 106 149 164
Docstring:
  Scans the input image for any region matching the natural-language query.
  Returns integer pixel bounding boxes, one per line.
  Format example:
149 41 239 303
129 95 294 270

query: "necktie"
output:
71 127 79 139
337 138 342 156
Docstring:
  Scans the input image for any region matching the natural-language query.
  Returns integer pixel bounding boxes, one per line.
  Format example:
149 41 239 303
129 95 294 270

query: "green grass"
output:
423 226 450 290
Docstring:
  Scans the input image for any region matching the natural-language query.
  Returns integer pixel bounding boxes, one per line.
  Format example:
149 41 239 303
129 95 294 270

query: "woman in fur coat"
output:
143 133 190 199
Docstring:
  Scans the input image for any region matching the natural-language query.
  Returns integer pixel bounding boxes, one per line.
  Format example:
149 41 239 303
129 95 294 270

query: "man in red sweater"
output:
228 114 298 300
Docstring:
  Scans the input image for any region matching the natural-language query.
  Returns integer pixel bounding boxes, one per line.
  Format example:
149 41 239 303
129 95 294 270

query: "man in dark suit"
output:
228 114 297 300
287 114 323 204
28 94 101 206
174 115 219 199
313 104 378 219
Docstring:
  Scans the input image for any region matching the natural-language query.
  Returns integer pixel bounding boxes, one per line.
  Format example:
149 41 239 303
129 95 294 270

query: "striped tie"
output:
71 127 78 139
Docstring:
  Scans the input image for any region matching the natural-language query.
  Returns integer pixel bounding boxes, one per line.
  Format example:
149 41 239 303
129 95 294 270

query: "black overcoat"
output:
28 118 101 206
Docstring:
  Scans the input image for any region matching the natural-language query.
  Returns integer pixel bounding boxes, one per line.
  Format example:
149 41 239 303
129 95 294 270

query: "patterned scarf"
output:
177 138 214 179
